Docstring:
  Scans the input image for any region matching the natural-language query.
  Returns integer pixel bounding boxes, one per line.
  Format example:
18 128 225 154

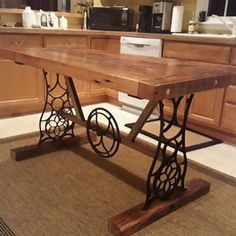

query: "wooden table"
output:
0 48 235 236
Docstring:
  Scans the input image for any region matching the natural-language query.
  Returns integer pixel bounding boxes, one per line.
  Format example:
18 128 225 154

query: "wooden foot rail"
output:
108 178 210 236
11 132 96 161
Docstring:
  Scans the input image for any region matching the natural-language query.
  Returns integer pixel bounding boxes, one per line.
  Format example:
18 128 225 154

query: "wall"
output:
177 0 197 30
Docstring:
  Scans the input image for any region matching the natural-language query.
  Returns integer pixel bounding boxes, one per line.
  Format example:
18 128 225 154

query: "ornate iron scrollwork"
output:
86 108 121 158
39 71 75 144
144 94 194 209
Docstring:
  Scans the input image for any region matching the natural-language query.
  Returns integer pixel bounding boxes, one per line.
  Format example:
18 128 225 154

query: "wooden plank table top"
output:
0 47 235 100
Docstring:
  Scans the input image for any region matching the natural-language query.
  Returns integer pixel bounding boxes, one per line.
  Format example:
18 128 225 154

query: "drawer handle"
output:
93 80 101 84
104 79 112 83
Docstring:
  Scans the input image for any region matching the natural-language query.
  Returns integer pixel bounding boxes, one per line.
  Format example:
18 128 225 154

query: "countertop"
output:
0 26 236 45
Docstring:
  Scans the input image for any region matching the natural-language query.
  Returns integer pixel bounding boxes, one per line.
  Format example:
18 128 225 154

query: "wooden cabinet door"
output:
90 37 109 51
220 85 236 132
0 34 44 117
90 36 120 53
189 89 224 125
0 60 44 117
108 37 120 54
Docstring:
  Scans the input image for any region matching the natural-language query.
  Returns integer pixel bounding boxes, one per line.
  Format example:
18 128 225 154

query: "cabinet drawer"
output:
0 34 42 48
224 85 236 103
90 37 109 50
163 41 231 64
44 36 89 48
221 103 236 132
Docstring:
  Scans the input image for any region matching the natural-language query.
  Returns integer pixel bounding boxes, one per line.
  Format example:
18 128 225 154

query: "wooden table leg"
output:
108 94 211 235
10 72 88 161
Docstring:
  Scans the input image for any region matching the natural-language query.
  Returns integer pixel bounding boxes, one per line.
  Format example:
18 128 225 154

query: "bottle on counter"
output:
83 9 88 30
22 6 36 28
188 20 198 34
60 16 68 30
188 12 198 34
49 12 59 28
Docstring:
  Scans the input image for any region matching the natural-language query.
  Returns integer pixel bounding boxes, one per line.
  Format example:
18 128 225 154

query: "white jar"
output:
22 6 36 28
49 12 59 28
60 16 68 30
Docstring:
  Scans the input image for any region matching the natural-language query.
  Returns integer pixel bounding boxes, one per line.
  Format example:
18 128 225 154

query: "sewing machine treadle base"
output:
108 178 210 236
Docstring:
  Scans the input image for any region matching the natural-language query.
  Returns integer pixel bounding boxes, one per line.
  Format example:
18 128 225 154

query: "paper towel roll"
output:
171 6 184 33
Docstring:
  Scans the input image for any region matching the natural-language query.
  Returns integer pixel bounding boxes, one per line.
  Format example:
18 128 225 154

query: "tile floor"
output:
0 102 235 178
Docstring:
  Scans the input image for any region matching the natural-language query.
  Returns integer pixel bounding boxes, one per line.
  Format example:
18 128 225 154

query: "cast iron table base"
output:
10 72 210 236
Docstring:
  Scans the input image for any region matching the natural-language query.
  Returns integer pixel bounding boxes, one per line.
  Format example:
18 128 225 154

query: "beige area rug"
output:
126 119 222 152
0 136 235 236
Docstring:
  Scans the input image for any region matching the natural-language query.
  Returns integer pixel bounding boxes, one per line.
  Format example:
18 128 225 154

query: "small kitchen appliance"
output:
152 0 173 33
138 5 153 32
89 6 133 31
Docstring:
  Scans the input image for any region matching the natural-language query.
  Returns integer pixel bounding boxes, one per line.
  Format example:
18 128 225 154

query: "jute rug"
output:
126 119 222 152
0 135 235 236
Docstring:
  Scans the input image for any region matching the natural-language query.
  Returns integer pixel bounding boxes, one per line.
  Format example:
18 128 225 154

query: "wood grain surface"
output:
108 178 210 236
0 48 235 100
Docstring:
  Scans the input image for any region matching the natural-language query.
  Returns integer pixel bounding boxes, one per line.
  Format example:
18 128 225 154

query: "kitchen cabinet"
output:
163 40 230 126
221 86 236 132
220 47 236 132
90 37 108 51
43 35 89 48
163 40 231 64
107 37 120 54
0 34 44 117
90 36 120 54
189 89 224 126
0 33 120 118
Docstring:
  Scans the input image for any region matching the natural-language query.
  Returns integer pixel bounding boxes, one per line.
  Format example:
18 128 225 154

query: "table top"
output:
0 47 235 100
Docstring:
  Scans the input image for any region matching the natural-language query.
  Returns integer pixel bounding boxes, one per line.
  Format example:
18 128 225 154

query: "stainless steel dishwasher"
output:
119 36 163 114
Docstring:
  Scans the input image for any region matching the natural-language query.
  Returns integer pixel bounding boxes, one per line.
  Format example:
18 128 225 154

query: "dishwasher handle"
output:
126 42 151 47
